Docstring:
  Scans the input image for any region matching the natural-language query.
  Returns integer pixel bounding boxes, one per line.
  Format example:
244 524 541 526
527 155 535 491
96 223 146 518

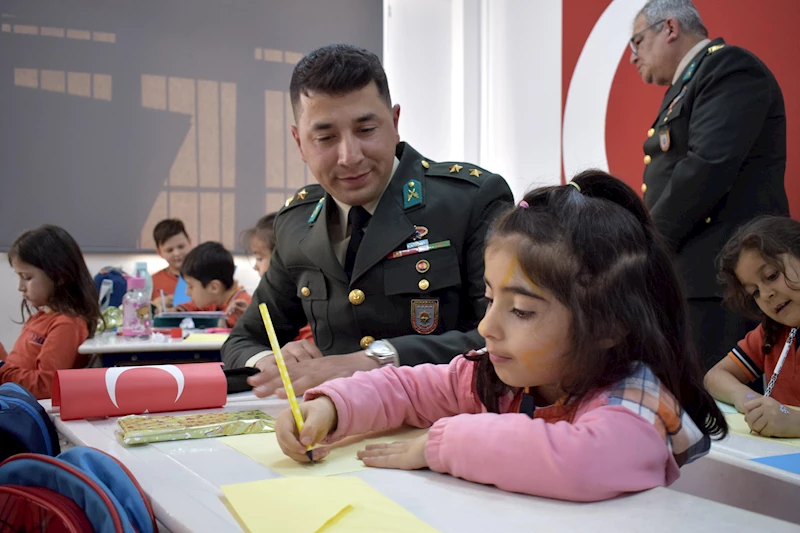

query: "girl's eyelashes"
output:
484 296 535 319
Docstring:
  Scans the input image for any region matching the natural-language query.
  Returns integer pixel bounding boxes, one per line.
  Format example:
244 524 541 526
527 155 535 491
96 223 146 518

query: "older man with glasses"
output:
630 0 789 370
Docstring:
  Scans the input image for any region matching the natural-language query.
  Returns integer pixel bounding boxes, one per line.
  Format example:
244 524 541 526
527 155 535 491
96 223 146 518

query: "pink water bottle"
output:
122 277 151 338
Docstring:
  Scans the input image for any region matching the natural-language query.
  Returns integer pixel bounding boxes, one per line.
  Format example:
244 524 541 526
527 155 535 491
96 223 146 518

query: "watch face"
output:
368 341 394 358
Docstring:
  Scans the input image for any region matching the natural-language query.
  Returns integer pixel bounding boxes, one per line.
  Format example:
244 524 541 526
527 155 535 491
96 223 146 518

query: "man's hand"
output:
743 396 800 437
247 350 379 398
253 339 324 372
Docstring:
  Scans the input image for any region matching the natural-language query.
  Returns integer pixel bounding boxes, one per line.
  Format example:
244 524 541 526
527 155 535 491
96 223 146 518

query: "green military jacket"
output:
222 142 513 367
642 37 788 298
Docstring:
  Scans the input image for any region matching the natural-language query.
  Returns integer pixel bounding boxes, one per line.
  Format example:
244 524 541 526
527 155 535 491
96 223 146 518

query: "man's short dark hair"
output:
181 241 234 289
153 219 189 248
289 44 391 119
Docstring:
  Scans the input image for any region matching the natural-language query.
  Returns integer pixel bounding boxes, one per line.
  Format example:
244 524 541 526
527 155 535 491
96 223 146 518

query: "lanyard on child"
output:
764 327 798 398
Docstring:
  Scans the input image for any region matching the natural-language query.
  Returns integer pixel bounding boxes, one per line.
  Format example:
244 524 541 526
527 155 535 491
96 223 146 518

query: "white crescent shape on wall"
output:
562 0 647 179
104 364 186 409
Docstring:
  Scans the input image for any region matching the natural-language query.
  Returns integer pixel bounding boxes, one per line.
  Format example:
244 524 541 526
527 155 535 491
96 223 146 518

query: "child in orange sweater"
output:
0 225 101 399
176 242 251 327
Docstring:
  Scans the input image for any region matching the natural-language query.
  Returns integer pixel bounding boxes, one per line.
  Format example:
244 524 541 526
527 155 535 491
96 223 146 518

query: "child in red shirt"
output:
151 218 192 311
707 216 800 437
176 242 251 327
0 225 101 399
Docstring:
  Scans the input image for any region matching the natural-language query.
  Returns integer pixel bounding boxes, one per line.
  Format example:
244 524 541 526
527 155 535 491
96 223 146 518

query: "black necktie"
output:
344 206 371 278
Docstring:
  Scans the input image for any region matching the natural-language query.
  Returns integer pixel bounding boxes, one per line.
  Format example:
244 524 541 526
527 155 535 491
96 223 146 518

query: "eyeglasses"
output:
629 19 665 55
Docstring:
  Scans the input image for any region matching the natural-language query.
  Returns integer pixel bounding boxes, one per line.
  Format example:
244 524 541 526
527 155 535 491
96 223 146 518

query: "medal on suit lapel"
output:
659 127 671 152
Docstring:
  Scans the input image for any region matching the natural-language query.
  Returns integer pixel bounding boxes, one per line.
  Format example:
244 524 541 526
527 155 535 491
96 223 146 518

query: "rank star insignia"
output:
297 188 308 200
469 169 482 177
449 164 463 173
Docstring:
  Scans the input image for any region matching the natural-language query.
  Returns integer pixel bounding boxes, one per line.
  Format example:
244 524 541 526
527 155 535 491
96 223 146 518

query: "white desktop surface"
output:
49 397 800 533
78 332 225 354
708 402 800 486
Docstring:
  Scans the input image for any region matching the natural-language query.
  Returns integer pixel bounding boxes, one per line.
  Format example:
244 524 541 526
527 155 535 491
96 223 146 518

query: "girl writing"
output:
706 216 800 437
275 171 726 502
0 225 100 399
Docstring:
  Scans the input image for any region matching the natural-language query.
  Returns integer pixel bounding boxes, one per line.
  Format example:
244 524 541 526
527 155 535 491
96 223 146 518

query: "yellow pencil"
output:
258 303 314 463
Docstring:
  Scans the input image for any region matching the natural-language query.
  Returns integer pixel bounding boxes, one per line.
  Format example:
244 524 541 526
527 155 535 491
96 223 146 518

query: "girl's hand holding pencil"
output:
742 395 800 438
275 396 338 463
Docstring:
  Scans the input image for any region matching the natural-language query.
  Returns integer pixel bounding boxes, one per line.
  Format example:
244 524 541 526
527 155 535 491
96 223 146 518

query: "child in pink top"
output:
274 171 728 502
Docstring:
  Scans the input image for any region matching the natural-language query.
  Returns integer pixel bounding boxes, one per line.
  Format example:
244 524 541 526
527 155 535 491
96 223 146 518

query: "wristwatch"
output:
364 340 398 368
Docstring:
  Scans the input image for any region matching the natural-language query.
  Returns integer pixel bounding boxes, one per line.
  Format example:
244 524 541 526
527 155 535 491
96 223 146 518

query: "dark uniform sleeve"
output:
220 244 305 368
650 50 776 250
388 173 513 365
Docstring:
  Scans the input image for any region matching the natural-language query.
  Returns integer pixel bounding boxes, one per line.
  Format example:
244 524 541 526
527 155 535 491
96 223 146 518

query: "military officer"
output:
631 0 789 369
222 44 513 397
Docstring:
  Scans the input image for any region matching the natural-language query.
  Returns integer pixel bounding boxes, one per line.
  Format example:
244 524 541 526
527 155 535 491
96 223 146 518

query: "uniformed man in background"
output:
222 44 513 396
630 0 789 369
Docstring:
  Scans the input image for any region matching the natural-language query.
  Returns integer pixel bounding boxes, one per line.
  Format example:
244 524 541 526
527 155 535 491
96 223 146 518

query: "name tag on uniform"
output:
406 239 429 249
388 240 451 260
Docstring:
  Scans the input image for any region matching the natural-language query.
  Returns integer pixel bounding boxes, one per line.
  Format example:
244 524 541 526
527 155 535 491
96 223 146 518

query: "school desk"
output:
45 397 800 533
78 332 225 367
661 402 800 524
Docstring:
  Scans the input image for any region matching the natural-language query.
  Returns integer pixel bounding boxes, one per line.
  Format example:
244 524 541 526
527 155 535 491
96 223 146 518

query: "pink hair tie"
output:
518 200 529 209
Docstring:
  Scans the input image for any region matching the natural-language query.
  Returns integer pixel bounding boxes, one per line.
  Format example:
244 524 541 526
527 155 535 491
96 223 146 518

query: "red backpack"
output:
0 485 93 533
0 448 157 533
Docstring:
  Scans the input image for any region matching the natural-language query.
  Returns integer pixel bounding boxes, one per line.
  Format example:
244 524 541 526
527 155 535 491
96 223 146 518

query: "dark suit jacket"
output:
642 37 789 298
222 142 513 368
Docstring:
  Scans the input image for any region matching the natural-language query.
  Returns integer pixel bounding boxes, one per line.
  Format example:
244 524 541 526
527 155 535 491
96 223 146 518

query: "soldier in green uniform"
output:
630 0 789 370
222 44 513 396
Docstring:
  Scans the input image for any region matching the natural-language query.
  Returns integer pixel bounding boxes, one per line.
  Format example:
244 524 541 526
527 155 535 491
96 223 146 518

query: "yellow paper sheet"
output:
183 333 229 343
221 427 427 477
222 478 352 533
221 476 439 533
725 412 800 447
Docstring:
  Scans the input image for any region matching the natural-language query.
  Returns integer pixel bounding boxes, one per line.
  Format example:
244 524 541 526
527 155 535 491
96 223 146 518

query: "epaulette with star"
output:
280 184 324 213
423 160 491 186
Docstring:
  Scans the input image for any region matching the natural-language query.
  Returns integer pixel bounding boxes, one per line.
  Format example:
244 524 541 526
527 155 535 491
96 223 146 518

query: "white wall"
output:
384 0 563 200
0 252 262 349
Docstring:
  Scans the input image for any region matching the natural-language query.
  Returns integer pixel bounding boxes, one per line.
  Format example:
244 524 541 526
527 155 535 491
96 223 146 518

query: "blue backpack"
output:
0 447 157 533
94 266 129 308
0 382 60 461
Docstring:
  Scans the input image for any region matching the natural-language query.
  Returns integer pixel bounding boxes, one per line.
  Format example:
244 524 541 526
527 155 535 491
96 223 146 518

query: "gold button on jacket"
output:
360 336 375 349
349 289 365 305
